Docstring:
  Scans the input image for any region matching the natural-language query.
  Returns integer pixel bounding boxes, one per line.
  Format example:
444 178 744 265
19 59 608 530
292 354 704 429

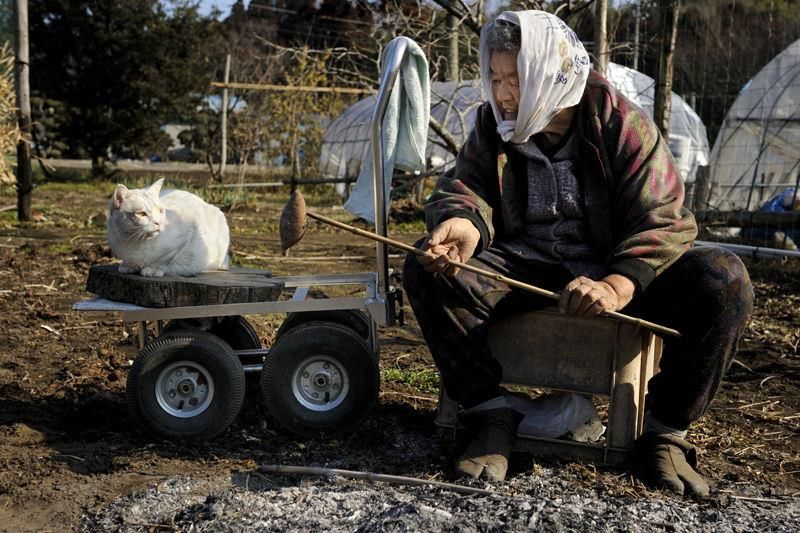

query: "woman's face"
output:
489 51 520 121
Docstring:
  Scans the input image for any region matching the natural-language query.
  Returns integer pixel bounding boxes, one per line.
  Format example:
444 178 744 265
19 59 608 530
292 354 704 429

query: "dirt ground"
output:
0 181 798 532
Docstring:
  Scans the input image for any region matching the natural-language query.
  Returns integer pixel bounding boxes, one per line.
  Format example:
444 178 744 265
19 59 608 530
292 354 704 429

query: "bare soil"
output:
0 183 798 532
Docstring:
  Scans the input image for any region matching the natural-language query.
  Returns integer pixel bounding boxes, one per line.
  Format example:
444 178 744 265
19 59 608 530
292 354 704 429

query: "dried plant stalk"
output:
0 42 20 186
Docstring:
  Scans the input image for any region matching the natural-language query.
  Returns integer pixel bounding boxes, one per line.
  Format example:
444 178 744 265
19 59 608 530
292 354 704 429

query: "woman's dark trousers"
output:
403 244 753 430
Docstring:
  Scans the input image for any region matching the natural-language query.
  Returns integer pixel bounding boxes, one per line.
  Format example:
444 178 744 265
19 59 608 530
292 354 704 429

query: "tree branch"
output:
428 115 460 156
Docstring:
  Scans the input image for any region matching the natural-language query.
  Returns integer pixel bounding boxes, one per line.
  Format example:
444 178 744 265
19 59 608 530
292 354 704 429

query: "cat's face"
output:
109 178 167 239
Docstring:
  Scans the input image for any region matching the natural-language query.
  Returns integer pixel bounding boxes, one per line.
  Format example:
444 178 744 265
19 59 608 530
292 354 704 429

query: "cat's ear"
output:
148 178 165 196
112 184 128 209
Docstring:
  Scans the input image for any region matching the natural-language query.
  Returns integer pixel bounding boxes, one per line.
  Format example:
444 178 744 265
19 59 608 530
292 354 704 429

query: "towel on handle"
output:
344 37 430 224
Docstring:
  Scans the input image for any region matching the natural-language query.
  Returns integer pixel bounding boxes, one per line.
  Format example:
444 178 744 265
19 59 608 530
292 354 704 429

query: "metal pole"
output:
370 37 410 298
13 0 32 221
219 54 231 180
137 322 148 349
695 240 800 260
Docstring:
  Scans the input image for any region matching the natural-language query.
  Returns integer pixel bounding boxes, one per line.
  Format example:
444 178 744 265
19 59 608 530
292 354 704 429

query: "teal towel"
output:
344 37 430 224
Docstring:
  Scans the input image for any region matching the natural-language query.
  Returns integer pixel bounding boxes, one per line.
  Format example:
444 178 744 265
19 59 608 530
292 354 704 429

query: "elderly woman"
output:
403 10 753 496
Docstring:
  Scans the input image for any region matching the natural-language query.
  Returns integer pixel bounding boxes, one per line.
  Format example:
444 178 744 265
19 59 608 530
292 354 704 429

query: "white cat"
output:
107 178 230 277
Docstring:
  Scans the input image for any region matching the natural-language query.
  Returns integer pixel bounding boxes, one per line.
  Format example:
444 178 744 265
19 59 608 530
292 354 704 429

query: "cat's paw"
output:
140 266 165 278
118 264 135 274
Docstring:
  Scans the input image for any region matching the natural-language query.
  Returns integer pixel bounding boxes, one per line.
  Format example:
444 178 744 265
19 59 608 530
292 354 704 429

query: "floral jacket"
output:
424 70 698 291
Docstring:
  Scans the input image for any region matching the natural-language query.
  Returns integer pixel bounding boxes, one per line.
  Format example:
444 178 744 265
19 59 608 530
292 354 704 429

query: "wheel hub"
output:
177 378 196 395
292 356 349 412
155 361 215 418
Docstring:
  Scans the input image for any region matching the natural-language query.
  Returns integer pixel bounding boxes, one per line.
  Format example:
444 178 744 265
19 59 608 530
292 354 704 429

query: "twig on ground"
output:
61 324 100 331
730 358 754 373
646 521 676 531
25 282 58 292
759 375 779 387
123 521 178 531
729 495 785 503
258 464 494 496
734 444 766 456
40 324 61 336
379 390 437 402
52 454 86 462
725 400 774 411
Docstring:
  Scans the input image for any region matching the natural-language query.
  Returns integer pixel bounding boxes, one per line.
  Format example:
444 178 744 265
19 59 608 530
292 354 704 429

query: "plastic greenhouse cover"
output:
319 63 710 193
708 38 800 211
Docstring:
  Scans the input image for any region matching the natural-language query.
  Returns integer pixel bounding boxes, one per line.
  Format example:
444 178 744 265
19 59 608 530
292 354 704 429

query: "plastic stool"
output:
434 308 663 464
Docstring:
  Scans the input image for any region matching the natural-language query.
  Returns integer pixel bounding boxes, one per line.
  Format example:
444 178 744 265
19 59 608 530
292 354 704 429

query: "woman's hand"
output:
417 217 480 276
559 274 636 317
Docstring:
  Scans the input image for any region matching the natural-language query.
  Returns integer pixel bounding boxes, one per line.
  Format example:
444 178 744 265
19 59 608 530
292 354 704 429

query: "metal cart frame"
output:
73 37 417 439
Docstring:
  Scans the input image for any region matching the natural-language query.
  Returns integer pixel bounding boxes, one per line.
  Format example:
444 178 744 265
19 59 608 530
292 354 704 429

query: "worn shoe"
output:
455 407 522 482
635 433 710 498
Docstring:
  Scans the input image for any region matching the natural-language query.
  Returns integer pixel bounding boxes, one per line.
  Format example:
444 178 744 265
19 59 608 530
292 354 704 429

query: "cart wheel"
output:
126 330 245 440
164 316 261 350
276 310 374 350
261 321 379 438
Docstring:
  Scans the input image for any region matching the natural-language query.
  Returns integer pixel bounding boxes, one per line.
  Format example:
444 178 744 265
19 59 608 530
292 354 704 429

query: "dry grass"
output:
0 42 19 185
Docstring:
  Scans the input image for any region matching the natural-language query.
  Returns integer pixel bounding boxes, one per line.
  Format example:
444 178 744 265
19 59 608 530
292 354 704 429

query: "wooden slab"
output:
86 264 284 308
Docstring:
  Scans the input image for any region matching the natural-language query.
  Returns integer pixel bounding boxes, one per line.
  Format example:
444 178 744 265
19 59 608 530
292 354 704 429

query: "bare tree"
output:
653 0 680 138
594 0 609 75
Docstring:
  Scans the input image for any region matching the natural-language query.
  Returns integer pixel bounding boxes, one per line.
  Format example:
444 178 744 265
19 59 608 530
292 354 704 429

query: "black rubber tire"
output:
126 330 246 441
276 310 374 354
163 316 262 350
164 316 262 393
209 316 261 350
209 317 263 392
261 321 379 439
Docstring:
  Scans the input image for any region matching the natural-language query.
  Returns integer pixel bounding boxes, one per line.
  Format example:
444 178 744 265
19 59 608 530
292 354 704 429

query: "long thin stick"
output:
258 464 494 496
307 211 681 338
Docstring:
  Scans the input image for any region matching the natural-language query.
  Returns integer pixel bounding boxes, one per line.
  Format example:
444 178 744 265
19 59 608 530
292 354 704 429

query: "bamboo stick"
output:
211 81 373 95
258 464 494 496
306 210 682 338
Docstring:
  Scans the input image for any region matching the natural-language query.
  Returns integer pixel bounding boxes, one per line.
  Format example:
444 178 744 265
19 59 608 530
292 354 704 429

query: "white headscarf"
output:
480 10 591 144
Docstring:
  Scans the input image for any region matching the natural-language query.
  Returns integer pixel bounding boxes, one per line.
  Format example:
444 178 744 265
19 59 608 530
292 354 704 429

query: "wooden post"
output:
632 1 641 71
594 0 609 75
447 13 459 82
654 0 681 138
219 53 231 180
13 0 32 222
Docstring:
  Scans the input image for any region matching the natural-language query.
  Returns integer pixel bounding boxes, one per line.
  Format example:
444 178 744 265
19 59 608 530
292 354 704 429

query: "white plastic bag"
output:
505 391 601 440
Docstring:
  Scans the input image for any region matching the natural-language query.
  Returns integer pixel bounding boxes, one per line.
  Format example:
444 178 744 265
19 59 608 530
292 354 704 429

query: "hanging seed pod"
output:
279 190 308 256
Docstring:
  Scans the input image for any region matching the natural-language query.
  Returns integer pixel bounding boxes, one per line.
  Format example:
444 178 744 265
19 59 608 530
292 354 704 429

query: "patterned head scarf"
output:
480 10 591 144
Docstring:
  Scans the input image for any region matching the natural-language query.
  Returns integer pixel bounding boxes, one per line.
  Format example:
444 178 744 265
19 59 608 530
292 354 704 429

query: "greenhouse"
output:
319 63 710 192
318 79 483 196
707 38 800 212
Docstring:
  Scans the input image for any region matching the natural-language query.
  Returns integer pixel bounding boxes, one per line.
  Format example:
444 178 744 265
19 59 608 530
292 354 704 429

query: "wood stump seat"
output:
85 264 284 308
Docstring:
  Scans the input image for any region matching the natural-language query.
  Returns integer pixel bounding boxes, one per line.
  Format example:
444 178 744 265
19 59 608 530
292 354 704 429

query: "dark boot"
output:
455 407 522 482
635 433 710 498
